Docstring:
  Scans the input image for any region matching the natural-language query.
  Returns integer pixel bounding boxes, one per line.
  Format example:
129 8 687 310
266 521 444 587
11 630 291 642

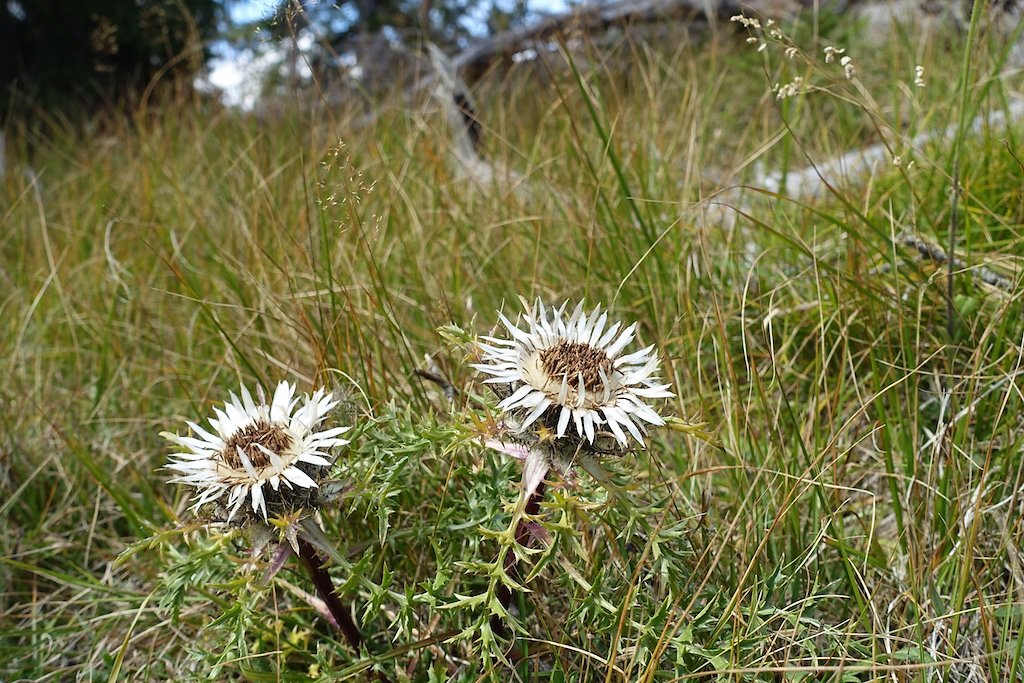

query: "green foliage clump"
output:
1 0 220 114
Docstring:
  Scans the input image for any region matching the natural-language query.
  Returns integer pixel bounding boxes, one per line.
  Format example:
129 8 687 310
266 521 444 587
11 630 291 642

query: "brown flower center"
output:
540 339 612 392
222 420 292 470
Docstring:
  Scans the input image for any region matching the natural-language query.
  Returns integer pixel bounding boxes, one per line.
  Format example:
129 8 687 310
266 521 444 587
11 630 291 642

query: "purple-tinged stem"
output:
491 480 547 637
297 537 364 651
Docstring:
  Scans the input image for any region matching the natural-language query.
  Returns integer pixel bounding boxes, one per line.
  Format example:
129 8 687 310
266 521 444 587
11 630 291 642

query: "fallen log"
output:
451 0 770 78
702 94 1024 228
351 0 803 128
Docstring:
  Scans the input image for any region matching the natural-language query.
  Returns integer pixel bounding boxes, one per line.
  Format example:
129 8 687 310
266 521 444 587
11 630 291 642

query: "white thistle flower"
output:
162 381 350 522
473 300 674 449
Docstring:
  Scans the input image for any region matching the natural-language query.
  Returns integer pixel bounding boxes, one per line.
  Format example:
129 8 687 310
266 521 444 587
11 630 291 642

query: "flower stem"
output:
491 480 547 638
297 537 364 651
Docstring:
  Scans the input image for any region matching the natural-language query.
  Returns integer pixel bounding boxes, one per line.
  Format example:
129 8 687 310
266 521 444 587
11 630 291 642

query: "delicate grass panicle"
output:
4 7 1024 682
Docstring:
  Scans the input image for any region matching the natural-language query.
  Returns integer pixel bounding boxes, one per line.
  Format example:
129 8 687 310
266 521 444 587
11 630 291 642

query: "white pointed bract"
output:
474 300 673 449
162 381 350 522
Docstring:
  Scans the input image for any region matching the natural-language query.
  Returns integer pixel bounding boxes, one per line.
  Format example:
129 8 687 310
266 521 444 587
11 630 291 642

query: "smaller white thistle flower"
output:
473 299 674 449
914 65 925 88
162 381 350 522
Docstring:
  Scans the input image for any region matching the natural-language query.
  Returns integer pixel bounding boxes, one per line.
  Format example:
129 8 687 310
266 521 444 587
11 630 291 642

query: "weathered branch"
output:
700 95 1024 231
452 0 749 78
352 0 791 131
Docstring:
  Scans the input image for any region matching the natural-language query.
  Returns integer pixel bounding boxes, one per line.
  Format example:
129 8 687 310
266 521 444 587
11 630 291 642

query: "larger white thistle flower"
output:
162 381 350 522
474 300 673 449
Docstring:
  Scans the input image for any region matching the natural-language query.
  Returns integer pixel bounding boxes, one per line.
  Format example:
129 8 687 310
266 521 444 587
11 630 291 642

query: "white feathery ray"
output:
162 380 350 522
474 299 674 448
